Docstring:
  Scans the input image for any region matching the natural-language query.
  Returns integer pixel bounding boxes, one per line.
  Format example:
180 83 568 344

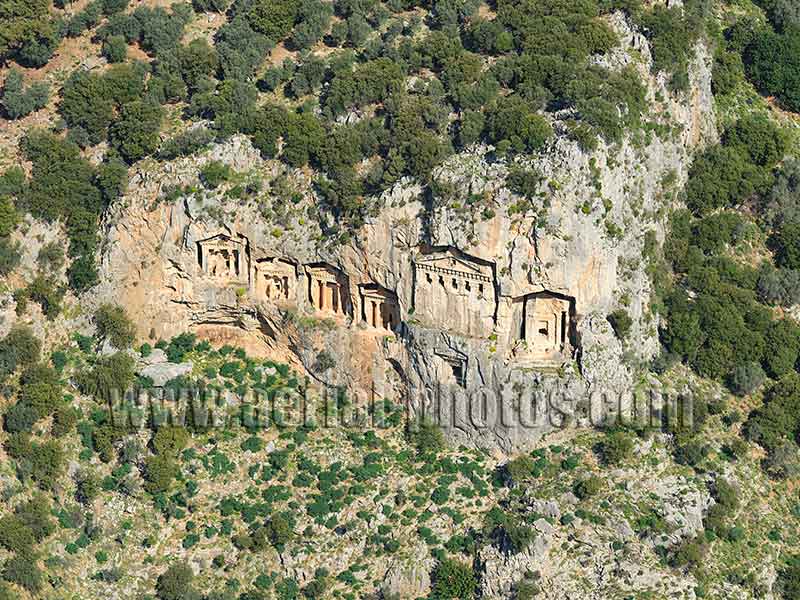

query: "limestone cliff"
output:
96 17 715 452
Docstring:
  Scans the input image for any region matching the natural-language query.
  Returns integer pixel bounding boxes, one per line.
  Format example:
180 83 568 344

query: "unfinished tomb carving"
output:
306 264 351 317
196 233 250 282
512 291 574 362
413 248 495 337
255 258 295 303
359 285 399 331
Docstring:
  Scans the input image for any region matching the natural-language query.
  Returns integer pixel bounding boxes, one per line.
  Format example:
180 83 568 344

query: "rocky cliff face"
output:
96 17 715 452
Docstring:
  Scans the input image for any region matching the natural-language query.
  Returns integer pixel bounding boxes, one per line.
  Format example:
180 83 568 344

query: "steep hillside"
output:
2 0 800 598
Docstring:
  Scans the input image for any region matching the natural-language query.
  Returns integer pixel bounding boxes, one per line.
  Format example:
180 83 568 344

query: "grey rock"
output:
139 362 194 387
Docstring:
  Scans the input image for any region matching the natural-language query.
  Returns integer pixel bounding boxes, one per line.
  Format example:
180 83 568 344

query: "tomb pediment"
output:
256 257 295 276
306 264 342 283
414 251 492 282
198 233 242 246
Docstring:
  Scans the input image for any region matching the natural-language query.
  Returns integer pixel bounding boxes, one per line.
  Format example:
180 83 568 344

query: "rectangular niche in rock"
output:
254 258 296 304
435 349 468 387
359 284 399 331
306 264 351 317
412 247 496 337
512 290 575 363
197 233 251 283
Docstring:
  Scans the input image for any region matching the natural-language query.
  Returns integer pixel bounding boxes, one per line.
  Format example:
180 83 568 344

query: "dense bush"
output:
0 195 18 236
483 507 534 555
0 237 21 276
574 475 603 499
19 130 126 291
409 419 445 455
158 127 215 160
288 0 332 50
94 303 136 349
0 325 41 380
430 558 476 599
241 0 298 41
77 352 136 400
728 361 767 396
66 1 102 38
102 0 129 15
200 160 232 189
102 34 127 63
779 555 800 600
156 562 195 600
0 0 58 65
215 16 273 80
744 28 800 113
745 373 800 454
597 430 634 464
2 554 43 593
110 100 164 162
2 69 49 119
133 4 193 56
193 0 231 12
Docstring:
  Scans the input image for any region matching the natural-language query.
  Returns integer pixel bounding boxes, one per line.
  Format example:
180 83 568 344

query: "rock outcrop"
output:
95 18 715 452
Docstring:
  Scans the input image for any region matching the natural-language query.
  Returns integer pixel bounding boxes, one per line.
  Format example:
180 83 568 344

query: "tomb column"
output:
318 280 325 310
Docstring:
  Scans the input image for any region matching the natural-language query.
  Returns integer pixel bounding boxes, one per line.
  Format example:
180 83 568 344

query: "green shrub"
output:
102 0 129 14
94 303 136 349
263 513 294 549
0 237 20 276
156 562 195 600
597 430 634 465
503 455 534 485
102 34 128 63
483 507 534 555
200 160 232 189
244 0 298 41
110 100 164 162
36 241 64 272
409 419 445 455
431 558 476 599
745 29 800 113
607 309 633 340
158 127 215 160
2 69 49 119
574 476 602 500
77 352 136 400
2 554 43 593
0 515 35 553
670 535 707 569
728 361 766 396
193 0 231 12
29 439 65 489
0 325 41 380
